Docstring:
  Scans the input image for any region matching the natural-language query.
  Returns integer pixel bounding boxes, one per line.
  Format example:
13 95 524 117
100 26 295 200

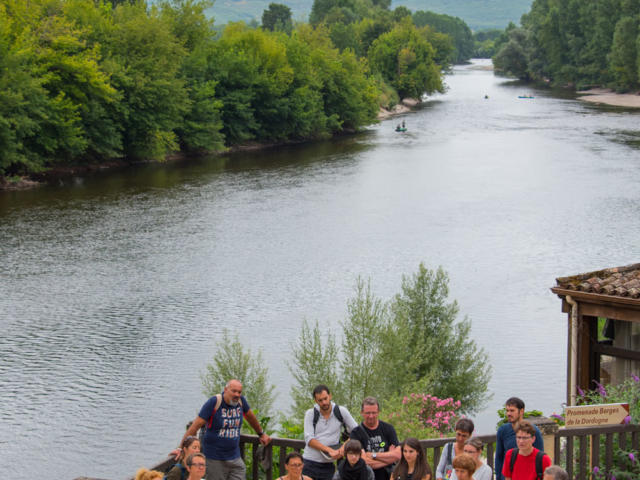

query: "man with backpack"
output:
495 397 544 480
303 384 358 480
176 379 271 480
502 421 551 480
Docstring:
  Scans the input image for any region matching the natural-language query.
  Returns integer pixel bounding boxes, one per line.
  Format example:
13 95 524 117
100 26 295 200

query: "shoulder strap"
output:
207 393 223 428
333 404 345 424
509 448 519 474
313 407 320 433
535 451 544 480
446 441 453 466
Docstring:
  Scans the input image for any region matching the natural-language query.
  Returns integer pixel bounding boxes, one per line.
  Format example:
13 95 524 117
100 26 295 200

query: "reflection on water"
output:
2 60 640 479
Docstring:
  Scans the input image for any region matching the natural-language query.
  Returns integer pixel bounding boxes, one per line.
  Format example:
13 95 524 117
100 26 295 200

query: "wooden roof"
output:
551 264 640 322
553 263 640 299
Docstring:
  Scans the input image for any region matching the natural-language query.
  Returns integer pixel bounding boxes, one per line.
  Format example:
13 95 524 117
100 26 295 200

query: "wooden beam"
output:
592 343 640 361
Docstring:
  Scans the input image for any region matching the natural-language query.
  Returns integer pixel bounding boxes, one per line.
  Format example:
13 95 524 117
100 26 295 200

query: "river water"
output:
2 59 640 479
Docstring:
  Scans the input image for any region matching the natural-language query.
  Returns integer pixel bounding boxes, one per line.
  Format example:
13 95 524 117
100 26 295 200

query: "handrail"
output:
72 423 640 480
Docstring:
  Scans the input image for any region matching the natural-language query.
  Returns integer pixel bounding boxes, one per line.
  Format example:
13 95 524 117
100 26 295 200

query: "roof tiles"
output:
555 263 640 299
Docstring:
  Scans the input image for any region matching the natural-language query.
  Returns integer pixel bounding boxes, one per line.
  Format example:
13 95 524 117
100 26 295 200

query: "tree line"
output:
492 0 640 91
0 0 480 178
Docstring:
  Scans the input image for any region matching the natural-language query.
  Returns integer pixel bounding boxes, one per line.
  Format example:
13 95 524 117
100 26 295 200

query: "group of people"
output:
140 380 571 480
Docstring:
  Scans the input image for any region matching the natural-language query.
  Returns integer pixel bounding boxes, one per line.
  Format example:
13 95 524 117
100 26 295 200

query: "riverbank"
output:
577 88 640 108
377 98 421 119
1 99 423 191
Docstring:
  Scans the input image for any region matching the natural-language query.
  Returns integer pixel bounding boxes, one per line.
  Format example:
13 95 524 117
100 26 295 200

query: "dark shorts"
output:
302 459 335 480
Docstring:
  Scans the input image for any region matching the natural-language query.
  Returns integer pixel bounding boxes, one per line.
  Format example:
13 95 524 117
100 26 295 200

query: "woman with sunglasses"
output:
166 436 202 480
278 452 313 480
185 453 207 480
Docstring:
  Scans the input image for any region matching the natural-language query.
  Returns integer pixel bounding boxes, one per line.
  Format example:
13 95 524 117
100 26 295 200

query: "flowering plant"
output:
576 374 639 424
384 393 462 439
592 449 640 480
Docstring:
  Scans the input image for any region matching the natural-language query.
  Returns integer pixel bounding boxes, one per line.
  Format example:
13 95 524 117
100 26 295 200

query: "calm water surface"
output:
2 60 640 479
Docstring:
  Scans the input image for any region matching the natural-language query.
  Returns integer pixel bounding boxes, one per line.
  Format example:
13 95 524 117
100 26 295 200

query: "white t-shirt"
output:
303 402 358 463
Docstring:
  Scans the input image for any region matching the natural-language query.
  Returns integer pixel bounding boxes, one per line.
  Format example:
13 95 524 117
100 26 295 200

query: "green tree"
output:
288 319 342 422
0 0 118 174
380 264 492 414
201 329 276 419
412 10 474 63
107 1 190 159
159 0 225 152
610 16 638 90
368 18 444 99
339 278 387 413
262 3 293 33
493 27 530 80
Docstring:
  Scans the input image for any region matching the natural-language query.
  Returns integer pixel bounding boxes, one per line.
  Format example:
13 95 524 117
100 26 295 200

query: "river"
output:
2 59 640 479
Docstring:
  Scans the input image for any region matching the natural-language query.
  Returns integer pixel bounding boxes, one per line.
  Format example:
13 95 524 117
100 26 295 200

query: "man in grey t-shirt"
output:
303 384 357 480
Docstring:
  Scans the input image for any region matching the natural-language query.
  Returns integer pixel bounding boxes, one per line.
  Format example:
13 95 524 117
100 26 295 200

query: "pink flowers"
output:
395 393 462 434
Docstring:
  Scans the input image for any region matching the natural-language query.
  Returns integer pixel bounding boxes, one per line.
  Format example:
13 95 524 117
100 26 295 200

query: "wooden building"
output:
551 263 640 405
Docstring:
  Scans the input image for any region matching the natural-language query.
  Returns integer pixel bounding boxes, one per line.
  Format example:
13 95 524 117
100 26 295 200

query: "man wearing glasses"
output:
495 397 543 480
178 379 271 480
350 397 401 480
501 421 551 480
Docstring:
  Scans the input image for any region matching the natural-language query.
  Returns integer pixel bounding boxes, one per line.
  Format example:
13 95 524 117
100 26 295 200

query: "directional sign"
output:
564 403 630 428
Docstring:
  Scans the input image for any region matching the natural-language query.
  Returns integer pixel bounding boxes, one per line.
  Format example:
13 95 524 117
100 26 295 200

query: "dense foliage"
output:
1 0 463 178
493 0 640 91
412 10 473 63
288 264 492 422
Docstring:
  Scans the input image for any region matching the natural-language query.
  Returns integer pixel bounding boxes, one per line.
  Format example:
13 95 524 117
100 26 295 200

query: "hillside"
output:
207 0 532 30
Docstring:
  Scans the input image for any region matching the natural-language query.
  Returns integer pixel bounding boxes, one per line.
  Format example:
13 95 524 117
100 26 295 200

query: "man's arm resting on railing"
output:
244 409 271 445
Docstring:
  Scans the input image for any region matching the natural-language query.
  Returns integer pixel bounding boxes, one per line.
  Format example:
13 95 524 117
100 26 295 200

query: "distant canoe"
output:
395 127 407 132
518 95 535 99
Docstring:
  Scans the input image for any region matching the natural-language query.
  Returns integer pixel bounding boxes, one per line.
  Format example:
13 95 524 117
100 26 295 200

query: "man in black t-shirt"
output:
349 397 401 480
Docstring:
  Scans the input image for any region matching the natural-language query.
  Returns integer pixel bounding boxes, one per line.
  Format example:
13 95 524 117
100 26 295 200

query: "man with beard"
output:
303 385 358 480
495 397 543 480
178 379 271 480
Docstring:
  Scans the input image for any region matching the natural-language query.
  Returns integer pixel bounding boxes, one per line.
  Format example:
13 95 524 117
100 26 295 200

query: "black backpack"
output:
313 404 350 443
508 448 545 480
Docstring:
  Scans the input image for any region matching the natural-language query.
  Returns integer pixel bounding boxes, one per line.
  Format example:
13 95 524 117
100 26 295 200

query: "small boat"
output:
518 95 535 99
395 127 407 132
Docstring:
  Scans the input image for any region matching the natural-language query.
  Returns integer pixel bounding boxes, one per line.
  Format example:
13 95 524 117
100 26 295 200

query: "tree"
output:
339 278 387 413
412 10 474 63
107 1 190 159
262 3 293 34
493 27 530 80
379 264 492 414
610 16 638 90
368 18 444 99
201 329 276 419
288 319 342 422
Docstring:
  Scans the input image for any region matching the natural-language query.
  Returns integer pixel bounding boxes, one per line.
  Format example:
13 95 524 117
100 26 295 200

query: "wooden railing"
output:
238 433 497 479
554 423 640 480
73 420 640 480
